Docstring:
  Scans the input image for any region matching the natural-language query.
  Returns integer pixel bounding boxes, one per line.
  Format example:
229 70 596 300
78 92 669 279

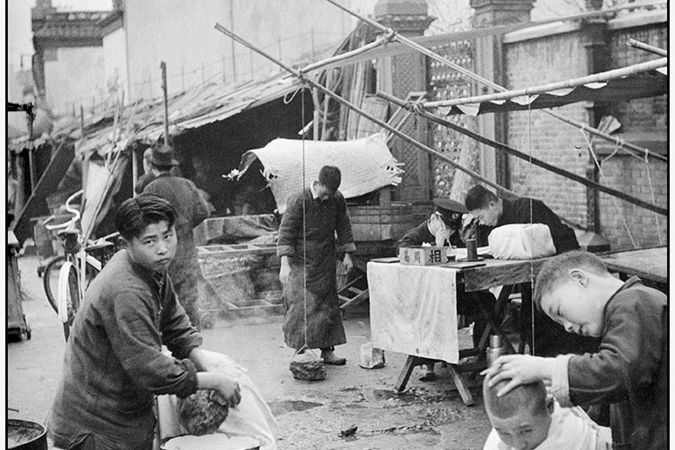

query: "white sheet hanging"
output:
367 262 459 364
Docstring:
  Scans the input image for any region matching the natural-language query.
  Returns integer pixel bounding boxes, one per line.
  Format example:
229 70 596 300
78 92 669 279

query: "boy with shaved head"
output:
483 378 610 450
484 250 667 449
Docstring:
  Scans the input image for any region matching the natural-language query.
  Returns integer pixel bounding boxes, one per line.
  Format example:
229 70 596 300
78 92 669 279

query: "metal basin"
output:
8 419 48 450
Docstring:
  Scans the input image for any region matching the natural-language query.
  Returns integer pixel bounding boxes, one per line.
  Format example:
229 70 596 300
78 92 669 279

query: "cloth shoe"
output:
320 350 346 365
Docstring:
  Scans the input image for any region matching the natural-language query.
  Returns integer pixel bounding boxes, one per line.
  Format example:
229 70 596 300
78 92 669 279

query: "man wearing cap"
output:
277 165 356 367
399 198 493 381
144 144 210 329
135 147 183 195
400 198 468 249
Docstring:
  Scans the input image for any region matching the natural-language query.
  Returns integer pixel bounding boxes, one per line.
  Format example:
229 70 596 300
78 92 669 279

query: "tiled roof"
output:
33 11 116 40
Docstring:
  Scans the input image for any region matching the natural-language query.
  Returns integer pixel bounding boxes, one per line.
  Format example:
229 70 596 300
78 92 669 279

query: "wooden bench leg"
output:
394 355 419 392
447 364 475 406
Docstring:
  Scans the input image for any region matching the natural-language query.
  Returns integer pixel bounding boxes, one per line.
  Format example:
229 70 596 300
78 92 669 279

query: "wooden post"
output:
132 145 139 197
80 106 85 138
27 147 37 191
312 87 320 140
160 62 169 145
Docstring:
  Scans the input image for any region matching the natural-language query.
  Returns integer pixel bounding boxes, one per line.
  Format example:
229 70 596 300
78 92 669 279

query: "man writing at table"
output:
399 197 495 381
464 185 598 358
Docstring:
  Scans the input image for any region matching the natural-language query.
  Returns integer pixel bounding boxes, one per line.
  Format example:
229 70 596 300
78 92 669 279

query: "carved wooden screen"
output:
426 39 480 200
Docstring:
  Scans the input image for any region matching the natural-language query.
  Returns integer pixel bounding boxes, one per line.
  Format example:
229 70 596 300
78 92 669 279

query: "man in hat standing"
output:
144 144 210 329
277 165 356 367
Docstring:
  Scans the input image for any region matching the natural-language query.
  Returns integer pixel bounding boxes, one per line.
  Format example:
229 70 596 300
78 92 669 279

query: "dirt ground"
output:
8 254 492 449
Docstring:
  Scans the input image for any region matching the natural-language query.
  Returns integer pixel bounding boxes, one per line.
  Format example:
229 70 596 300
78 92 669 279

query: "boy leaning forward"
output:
483 250 667 449
48 194 241 450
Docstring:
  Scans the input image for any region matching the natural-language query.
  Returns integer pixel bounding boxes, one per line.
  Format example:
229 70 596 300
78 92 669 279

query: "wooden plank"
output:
394 355 420 392
601 247 667 284
459 258 548 292
447 364 475 406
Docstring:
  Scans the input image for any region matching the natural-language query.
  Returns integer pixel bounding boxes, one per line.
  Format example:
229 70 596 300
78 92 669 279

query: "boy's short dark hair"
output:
318 165 341 192
483 378 548 419
465 185 498 211
534 250 609 309
115 194 176 240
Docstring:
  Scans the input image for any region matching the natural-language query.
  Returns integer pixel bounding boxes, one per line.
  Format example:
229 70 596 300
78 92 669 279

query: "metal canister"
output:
486 334 506 367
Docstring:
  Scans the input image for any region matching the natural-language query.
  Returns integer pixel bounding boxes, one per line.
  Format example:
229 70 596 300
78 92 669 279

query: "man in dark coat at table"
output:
144 144 210 329
277 165 356 366
399 197 494 381
464 185 599 357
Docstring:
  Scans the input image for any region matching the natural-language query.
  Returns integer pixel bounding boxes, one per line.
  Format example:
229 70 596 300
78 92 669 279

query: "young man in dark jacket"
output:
48 194 240 449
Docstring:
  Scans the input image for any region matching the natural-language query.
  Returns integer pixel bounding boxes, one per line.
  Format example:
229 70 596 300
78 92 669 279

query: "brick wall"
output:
505 32 589 228
504 22 667 250
597 156 667 249
595 23 667 249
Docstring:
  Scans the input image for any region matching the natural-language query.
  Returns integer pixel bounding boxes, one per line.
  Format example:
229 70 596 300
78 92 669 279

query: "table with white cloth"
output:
367 257 551 405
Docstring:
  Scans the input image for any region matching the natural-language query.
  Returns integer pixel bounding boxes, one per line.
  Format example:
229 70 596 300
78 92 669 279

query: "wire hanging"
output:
581 130 638 249
300 82 309 352
527 99 535 357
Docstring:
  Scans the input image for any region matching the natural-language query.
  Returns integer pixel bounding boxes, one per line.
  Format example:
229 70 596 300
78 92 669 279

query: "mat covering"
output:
238 133 403 213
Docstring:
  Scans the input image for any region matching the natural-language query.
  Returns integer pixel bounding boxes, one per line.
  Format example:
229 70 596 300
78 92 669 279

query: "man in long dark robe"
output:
144 145 209 329
464 185 598 357
277 166 356 366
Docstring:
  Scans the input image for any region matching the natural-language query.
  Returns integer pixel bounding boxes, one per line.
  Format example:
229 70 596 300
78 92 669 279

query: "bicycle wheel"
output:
57 262 79 341
43 256 100 316
43 256 66 314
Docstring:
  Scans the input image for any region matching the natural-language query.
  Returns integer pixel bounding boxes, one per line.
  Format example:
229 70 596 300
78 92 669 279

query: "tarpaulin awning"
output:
437 71 667 116
237 133 404 213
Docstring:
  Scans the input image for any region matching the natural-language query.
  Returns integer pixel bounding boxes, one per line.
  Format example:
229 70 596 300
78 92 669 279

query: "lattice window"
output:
426 39 480 198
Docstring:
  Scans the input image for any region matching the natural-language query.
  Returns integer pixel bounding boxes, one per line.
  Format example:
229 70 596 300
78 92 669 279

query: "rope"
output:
300 82 309 352
527 100 535 357
581 130 638 249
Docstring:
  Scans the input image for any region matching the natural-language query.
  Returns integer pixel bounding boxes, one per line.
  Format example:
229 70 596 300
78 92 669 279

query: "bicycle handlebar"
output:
43 190 83 231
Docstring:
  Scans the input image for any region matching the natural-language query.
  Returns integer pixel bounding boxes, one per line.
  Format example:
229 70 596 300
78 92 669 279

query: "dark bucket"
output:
7 419 48 450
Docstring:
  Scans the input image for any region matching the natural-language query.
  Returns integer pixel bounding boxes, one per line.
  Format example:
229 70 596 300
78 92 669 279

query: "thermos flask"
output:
486 334 506 367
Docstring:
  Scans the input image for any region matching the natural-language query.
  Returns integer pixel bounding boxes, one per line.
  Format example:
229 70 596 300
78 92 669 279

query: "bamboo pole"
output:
377 91 667 216
323 0 666 162
301 34 392 74
628 38 668 56
424 58 667 108
213 22 667 217
214 22 517 199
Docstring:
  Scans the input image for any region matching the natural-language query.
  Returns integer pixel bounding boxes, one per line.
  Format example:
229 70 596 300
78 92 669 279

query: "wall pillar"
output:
375 0 434 202
469 0 535 187
581 15 609 232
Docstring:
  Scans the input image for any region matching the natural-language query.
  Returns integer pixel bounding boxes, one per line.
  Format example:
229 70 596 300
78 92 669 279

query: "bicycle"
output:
42 190 121 340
